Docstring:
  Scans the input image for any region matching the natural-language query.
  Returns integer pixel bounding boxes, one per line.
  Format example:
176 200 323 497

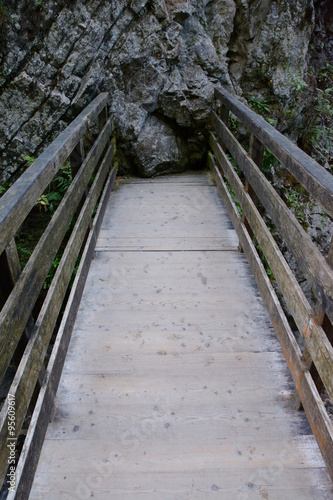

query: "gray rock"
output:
134 115 188 176
0 0 330 182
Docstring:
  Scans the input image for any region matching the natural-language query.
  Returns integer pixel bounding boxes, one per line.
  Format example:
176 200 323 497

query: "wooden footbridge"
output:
0 89 333 499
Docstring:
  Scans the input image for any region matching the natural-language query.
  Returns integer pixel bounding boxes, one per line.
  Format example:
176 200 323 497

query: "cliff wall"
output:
0 0 331 180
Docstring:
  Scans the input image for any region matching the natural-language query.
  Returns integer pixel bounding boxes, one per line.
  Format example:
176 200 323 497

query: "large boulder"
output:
134 115 188 176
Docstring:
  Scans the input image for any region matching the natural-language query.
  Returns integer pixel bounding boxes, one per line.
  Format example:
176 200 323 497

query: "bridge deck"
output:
30 173 332 499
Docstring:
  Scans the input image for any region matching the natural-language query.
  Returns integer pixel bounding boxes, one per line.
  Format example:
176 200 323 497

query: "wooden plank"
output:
0 93 109 257
0 118 114 385
214 87 333 218
0 142 115 487
97 181 238 251
96 237 238 252
10 167 117 500
30 457 332 500
210 133 333 404
212 113 333 325
210 156 333 482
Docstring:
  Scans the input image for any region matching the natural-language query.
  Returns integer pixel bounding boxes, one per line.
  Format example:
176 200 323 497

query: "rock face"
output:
0 0 330 180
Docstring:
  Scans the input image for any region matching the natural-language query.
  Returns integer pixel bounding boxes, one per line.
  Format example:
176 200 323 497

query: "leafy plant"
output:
266 117 278 127
261 149 277 173
24 155 36 166
283 186 307 225
301 63 333 166
227 182 242 216
56 161 72 193
317 62 333 84
290 71 308 92
34 0 45 10
254 239 274 280
26 156 72 212
228 113 240 131
0 185 5 195
43 255 61 289
248 97 270 115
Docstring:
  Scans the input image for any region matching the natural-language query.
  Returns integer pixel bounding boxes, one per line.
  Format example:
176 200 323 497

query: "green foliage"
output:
266 117 278 127
302 61 333 167
228 113 240 132
24 155 36 166
26 156 72 212
282 186 307 226
248 97 270 115
306 124 332 157
43 255 61 290
289 70 308 92
0 180 12 197
317 62 333 84
261 149 276 173
255 239 274 280
16 241 33 268
56 161 72 193
34 0 45 10
227 183 242 216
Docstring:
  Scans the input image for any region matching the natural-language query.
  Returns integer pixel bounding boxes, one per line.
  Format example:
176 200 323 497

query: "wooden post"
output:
70 139 85 179
295 238 333 410
98 106 108 132
0 240 18 310
0 240 43 407
219 104 229 153
239 133 264 252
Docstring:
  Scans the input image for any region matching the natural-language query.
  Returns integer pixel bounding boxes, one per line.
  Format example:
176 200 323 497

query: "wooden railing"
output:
209 87 333 481
0 93 116 498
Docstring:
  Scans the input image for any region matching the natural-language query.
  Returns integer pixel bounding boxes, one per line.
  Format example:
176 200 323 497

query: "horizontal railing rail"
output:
0 93 117 498
210 87 333 481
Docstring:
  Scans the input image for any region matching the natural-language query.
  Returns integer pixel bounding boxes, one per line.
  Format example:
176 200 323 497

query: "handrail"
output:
0 93 110 257
210 87 333 482
0 93 117 498
214 87 333 218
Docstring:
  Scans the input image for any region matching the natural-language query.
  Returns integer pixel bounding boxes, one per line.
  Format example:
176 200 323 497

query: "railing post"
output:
300 238 333 408
98 106 108 132
0 240 43 408
70 139 85 179
219 104 229 153
0 240 33 339
239 133 264 252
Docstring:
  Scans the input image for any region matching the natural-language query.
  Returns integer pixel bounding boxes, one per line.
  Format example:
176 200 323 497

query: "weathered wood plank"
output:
97 181 238 251
210 133 333 404
210 156 333 482
96 236 238 251
0 117 114 384
0 141 115 486
10 166 117 500
0 93 109 257
212 113 333 325
29 453 332 500
215 87 333 218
